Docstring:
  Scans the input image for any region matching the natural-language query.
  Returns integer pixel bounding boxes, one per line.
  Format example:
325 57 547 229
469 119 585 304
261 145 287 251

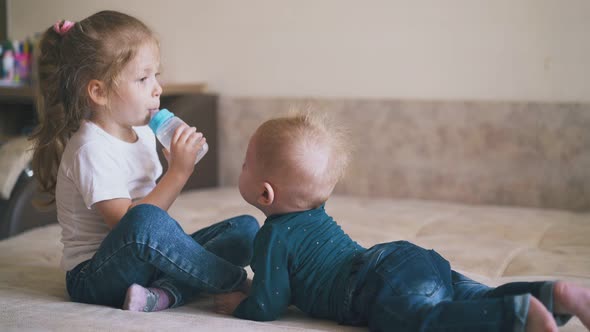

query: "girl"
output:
30 10 259 312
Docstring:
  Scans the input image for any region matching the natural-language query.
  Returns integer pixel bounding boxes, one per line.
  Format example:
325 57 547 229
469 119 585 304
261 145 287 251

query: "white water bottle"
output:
149 109 209 164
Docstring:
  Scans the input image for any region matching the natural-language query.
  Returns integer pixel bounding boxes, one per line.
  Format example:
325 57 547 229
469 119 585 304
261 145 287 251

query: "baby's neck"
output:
263 206 305 218
261 199 318 218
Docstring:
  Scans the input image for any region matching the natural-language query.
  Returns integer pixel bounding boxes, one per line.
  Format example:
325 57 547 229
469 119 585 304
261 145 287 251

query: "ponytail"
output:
29 11 156 204
30 24 86 204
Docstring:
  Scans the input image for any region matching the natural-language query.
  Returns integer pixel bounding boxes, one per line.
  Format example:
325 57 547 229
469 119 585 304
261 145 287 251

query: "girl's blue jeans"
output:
342 241 571 332
65 204 259 308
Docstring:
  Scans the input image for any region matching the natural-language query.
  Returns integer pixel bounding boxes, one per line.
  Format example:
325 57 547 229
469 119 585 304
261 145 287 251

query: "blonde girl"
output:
30 10 258 311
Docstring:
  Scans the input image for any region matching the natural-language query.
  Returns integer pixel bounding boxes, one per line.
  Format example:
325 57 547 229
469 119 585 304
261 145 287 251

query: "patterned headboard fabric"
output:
218 97 590 211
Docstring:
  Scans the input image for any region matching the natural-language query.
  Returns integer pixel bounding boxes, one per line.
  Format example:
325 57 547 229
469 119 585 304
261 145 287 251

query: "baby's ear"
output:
87 79 108 106
258 182 275 206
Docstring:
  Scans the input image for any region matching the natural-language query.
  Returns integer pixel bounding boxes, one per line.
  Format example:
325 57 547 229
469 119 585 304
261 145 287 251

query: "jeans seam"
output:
203 221 235 249
87 241 239 291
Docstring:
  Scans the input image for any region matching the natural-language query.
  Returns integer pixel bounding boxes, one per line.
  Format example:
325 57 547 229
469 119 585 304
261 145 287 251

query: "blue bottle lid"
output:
149 109 174 133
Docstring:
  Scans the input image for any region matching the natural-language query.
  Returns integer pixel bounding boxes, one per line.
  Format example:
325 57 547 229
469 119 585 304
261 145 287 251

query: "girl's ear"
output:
87 79 108 106
258 182 275 206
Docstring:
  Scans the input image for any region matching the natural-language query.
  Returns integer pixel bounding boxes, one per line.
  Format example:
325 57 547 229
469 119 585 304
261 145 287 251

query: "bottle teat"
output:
149 109 174 133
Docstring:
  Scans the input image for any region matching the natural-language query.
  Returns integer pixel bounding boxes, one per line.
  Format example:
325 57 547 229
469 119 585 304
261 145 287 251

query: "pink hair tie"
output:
53 20 75 36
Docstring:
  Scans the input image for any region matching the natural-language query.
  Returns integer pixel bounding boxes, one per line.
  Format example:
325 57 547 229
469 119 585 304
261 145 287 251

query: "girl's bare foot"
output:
526 296 558 332
553 281 590 329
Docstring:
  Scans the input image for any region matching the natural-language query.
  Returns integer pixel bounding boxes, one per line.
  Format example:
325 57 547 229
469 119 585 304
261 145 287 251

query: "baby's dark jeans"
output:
341 241 570 332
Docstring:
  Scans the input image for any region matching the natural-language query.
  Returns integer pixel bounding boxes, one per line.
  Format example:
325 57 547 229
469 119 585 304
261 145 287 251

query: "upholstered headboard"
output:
218 97 590 211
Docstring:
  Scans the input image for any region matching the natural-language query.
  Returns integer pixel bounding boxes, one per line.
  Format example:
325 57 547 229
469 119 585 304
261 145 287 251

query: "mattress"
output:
1 187 588 331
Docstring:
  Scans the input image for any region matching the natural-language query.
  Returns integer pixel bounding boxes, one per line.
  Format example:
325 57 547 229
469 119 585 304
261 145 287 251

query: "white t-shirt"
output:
56 121 163 271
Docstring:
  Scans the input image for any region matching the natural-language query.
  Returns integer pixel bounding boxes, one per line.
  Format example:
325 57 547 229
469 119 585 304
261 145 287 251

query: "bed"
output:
1 187 589 331
1 97 589 331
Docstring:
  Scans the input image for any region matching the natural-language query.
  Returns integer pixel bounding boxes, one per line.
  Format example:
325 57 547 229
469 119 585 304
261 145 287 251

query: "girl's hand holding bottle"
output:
166 124 207 179
150 108 210 180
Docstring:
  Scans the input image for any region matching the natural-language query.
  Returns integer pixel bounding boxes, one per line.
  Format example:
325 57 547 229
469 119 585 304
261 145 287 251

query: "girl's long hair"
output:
29 10 157 204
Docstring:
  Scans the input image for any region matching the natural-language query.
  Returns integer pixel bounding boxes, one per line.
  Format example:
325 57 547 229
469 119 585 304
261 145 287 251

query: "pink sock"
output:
122 284 173 312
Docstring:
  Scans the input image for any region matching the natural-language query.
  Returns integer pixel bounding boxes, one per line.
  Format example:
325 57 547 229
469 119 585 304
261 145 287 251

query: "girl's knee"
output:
127 203 166 217
243 215 260 233
117 204 178 236
230 215 260 236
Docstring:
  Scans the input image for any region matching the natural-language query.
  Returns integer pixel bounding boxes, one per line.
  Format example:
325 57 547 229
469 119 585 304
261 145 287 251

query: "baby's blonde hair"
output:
253 110 351 209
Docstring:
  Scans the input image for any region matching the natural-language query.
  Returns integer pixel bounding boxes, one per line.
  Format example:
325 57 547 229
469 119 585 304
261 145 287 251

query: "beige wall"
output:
8 0 590 101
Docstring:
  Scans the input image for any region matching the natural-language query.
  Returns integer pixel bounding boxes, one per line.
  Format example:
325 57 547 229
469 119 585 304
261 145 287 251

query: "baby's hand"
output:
214 291 247 315
239 278 253 294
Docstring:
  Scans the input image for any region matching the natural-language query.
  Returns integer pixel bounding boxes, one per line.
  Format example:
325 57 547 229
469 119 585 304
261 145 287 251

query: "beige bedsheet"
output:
1 187 588 331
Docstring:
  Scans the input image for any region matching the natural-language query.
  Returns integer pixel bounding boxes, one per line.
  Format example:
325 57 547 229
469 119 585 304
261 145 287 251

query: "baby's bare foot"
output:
526 296 558 332
553 281 590 329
